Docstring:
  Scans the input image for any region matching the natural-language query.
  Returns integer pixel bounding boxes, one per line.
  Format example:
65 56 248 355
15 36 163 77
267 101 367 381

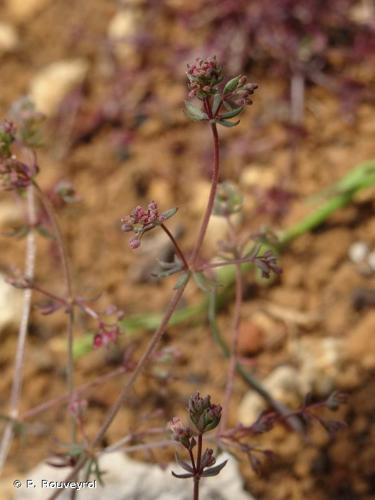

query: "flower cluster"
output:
121 201 177 249
0 157 38 191
227 76 258 107
169 417 194 450
186 56 223 99
93 321 120 349
188 392 222 433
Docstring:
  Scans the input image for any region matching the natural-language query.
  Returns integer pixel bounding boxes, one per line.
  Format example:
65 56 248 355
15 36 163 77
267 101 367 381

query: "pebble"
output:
0 274 24 333
29 59 89 116
107 8 143 65
348 241 368 264
0 22 18 54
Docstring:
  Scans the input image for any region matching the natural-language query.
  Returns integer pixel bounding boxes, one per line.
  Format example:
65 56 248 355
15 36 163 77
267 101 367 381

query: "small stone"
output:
0 22 18 54
107 8 143 65
30 59 89 116
367 250 375 271
237 321 264 355
0 274 24 333
348 241 368 264
240 165 276 188
238 365 301 425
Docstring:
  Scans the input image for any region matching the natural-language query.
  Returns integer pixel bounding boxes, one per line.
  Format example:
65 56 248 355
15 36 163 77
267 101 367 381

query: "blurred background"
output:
0 1 374 499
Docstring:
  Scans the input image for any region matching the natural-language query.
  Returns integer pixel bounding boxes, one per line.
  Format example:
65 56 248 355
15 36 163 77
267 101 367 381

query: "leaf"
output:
212 94 222 116
184 101 208 121
217 119 240 128
193 272 216 292
175 452 194 473
223 75 241 94
171 471 194 479
201 460 228 477
219 107 243 120
174 272 191 289
161 207 178 220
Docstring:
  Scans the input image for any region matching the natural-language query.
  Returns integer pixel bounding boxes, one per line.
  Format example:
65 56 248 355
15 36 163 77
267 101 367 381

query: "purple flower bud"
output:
129 237 141 249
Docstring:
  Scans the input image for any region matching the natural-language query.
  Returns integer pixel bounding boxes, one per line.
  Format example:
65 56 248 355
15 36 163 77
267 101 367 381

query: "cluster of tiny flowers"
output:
0 157 38 191
229 76 258 106
186 56 223 99
188 392 222 433
93 321 120 349
121 201 165 249
168 416 194 450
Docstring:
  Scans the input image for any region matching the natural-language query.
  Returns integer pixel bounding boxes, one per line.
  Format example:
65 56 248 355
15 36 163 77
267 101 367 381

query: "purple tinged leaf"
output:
175 452 194 473
201 460 228 477
171 471 194 479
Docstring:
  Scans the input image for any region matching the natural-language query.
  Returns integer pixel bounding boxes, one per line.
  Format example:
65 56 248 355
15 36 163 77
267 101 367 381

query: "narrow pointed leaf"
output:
219 107 243 119
223 75 241 94
184 101 208 121
201 460 228 477
161 207 178 220
171 471 194 479
212 94 222 116
217 119 240 128
174 272 191 290
175 452 194 473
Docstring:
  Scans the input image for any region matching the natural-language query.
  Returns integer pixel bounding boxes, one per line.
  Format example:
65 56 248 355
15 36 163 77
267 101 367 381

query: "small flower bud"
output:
188 393 222 433
129 237 141 249
169 417 194 450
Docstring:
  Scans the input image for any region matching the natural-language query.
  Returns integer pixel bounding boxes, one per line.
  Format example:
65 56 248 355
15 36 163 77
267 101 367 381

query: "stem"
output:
46 100 220 500
0 185 37 474
194 433 203 500
191 112 220 265
160 223 189 269
220 263 242 433
33 183 76 443
47 285 188 500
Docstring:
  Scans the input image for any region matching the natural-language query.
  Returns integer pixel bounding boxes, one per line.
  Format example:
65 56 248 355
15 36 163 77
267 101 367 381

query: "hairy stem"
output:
0 185 37 474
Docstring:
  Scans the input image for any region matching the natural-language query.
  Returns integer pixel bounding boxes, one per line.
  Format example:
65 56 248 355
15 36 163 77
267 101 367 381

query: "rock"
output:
14 451 255 500
240 165 276 188
238 366 301 425
0 199 23 227
348 241 368 264
29 59 89 116
237 321 265 355
0 22 18 54
0 274 23 333
344 312 375 370
291 337 344 395
6 0 50 22
107 8 143 65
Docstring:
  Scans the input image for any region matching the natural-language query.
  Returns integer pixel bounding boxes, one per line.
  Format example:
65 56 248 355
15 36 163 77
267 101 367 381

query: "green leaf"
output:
174 272 191 289
161 207 178 220
212 94 222 116
223 75 241 94
217 119 240 128
193 272 217 292
219 106 243 119
184 101 208 121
